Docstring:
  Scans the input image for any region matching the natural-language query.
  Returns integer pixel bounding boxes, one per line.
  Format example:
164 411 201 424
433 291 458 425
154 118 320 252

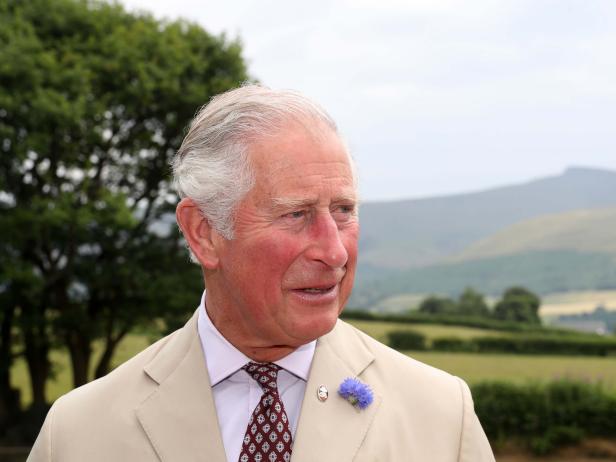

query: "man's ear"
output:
176 197 221 269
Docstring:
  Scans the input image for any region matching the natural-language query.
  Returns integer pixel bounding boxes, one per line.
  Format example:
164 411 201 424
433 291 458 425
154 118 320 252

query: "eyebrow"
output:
271 197 317 210
270 195 357 210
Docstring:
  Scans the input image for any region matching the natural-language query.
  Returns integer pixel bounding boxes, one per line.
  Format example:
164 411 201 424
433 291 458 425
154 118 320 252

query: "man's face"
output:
209 123 358 355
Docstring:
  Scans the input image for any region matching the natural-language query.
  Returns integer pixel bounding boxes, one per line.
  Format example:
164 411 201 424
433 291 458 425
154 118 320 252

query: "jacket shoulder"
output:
27 325 188 462
56 328 179 410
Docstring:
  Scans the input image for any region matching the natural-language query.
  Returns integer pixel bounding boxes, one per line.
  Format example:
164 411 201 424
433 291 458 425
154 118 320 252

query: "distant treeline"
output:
347 286 544 325
342 309 547 333
344 285 548 330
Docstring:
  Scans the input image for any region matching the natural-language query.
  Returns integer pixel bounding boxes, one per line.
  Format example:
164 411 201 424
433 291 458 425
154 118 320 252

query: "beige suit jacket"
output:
28 311 494 461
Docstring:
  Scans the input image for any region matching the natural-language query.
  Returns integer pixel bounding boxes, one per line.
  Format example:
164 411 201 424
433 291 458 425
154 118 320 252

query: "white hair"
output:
172 84 344 241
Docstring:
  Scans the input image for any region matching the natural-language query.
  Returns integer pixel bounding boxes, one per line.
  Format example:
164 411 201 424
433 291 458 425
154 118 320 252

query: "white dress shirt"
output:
197 293 316 462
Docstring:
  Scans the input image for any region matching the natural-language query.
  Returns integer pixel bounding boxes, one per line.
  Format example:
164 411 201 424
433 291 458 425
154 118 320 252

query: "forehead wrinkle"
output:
266 167 356 196
264 157 351 178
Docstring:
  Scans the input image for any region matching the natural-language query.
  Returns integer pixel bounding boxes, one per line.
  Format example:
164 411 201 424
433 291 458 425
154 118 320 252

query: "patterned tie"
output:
238 362 293 462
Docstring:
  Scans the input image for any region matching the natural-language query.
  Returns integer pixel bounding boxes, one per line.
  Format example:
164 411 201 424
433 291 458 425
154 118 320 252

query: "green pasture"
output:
406 351 616 388
348 319 512 344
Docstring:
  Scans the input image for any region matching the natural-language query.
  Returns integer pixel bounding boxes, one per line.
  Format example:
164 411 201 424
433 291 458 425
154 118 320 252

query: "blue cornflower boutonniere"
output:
338 378 373 410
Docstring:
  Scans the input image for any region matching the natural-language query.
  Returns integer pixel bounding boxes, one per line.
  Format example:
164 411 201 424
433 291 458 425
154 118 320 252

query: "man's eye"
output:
331 205 356 223
334 205 355 215
284 210 306 219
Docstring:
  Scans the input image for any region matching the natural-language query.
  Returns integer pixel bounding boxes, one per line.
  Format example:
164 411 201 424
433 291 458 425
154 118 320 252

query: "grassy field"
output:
405 351 616 388
348 319 513 344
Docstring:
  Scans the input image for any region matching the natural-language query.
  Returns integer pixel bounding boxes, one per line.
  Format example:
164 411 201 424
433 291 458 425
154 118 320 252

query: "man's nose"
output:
307 211 349 268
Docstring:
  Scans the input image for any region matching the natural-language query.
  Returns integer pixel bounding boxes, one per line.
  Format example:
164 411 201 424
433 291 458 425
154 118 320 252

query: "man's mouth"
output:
298 286 335 294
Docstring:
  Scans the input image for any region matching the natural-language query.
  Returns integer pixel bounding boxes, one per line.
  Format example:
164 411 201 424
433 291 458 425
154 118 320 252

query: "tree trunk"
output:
94 340 115 379
67 332 92 388
94 327 128 379
23 329 50 408
0 305 19 429
18 284 52 410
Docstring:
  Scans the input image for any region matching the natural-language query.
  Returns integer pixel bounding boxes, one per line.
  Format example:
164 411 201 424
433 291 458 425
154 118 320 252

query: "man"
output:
28 85 495 461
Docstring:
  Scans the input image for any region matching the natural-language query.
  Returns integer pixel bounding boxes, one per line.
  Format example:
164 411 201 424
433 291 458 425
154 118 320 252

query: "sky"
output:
120 0 616 201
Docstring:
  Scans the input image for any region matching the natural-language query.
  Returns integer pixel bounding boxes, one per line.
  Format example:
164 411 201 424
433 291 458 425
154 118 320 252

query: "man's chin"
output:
291 311 341 344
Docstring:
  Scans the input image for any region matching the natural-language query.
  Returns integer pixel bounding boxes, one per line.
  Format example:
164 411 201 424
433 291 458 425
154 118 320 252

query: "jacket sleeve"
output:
457 377 495 462
27 401 57 462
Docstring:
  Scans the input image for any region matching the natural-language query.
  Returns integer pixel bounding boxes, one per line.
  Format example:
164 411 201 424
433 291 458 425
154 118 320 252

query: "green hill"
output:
358 167 616 270
451 207 616 262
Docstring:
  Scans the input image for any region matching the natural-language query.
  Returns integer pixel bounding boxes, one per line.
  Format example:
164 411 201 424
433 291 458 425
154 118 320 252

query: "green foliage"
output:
387 330 426 350
342 309 550 333
473 381 616 454
471 335 616 356
0 0 248 420
417 287 490 318
431 337 476 352
529 426 584 455
428 334 616 356
457 287 490 316
391 331 616 357
418 295 455 315
494 286 541 324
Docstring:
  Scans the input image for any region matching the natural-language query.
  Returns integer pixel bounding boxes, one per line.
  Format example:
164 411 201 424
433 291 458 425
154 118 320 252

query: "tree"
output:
457 287 490 317
0 256 27 428
493 287 541 324
418 295 456 315
0 0 248 414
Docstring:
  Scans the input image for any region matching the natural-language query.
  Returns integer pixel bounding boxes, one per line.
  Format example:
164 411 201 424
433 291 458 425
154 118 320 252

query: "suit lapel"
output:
292 321 381 462
136 311 227 462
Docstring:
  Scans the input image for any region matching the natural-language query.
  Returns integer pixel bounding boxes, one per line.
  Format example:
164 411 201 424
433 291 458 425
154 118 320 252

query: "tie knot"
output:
243 362 280 392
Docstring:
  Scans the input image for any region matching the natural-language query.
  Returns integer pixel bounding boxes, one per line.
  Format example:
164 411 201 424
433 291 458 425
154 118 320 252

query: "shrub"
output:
387 330 426 350
473 381 616 454
431 337 476 352
530 426 584 455
473 336 616 356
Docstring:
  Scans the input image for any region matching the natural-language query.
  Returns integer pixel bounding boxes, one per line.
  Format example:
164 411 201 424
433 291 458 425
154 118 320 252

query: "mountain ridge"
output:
358 166 616 269
353 166 616 307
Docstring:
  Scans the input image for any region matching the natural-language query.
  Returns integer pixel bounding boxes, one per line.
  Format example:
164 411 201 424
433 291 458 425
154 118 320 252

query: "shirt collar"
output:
197 292 316 386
